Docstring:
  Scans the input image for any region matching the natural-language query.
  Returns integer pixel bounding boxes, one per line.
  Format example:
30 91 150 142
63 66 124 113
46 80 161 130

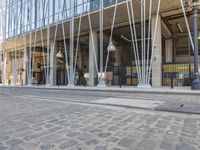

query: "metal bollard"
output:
171 76 173 89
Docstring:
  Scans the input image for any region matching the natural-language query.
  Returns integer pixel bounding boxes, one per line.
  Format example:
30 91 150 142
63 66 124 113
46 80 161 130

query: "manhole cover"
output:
155 102 200 114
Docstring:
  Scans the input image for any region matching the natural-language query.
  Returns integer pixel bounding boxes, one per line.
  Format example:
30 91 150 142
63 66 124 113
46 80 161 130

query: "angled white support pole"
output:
23 33 28 85
46 25 50 86
49 37 56 86
180 0 194 51
98 0 106 87
3 43 7 85
146 0 153 83
32 31 37 84
129 0 142 83
46 0 51 86
27 2 33 86
14 36 18 85
50 17 59 86
138 0 151 88
87 3 99 75
1 41 7 85
73 14 82 80
0 43 2 84
126 0 142 84
68 0 75 86
89 31 98 86
141 0 144 84
104 0 118 74
13 6 18 85
61 20 70 82
87 3 99 85
40 28 47 84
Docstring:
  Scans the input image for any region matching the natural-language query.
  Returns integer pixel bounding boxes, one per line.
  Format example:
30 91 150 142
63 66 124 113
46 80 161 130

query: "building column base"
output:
137 84 151 89
97 79 106 88
45 84 51 87
67 84 75 87
191 79 200 90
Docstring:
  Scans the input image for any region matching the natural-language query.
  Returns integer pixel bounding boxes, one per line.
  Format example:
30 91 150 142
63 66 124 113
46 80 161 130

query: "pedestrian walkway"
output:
0 88 200 150
1 84 200 95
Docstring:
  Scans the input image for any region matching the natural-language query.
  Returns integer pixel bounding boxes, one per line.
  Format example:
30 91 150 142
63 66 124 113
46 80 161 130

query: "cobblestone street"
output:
0 87 200 150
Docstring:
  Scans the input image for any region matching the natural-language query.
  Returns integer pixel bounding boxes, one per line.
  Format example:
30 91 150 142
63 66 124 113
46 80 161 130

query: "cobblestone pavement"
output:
0 87 200 150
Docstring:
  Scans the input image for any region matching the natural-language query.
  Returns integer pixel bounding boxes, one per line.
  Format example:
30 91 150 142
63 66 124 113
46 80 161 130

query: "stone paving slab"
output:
93 98 164 109
156 102 200 114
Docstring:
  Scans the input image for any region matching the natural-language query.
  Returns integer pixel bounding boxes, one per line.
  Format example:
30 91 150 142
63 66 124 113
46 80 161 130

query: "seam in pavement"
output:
13 95 200 116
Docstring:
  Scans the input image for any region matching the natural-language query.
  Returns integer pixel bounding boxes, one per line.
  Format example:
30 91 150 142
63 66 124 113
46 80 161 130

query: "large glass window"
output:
3 0 125 39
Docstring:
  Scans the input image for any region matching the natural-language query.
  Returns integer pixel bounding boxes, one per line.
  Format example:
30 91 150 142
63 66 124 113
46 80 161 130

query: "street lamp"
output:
56 49 64 87
198 32 200 39
191 0 200 90
107 41 117 52
56 50 64 58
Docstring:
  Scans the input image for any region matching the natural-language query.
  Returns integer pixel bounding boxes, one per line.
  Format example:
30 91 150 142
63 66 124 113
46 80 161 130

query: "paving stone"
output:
95 146 107 150
24 132 44 141
59 140 78 149
44 124 54 128
176 143 199 150
182 126 196 134
40 144 55 150
89 128 102 133
66 131 81 137
0 135 10 141
170 125 180 131
111 148 123 150
137 139 156 150
179 136 198 145
0 146 8 150
78 133 93 142
107 137 119 143
85 139 99 145
97 132 111 138
180 132 196 138
156 121 169 129
118 137 135 147
6 139 23 146
160 140 175 150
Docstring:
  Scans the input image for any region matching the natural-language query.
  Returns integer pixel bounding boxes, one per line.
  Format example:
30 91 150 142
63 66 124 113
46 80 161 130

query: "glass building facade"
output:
3 0 122 39
0 0 199 87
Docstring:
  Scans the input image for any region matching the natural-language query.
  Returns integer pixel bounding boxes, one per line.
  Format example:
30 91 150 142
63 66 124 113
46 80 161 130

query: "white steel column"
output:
2 48 7 85
68 0 75 86
165 39 173 63
23 37 28 85
89 31 98 86
98 0 106 87
151 15 162 87
50 40 57 86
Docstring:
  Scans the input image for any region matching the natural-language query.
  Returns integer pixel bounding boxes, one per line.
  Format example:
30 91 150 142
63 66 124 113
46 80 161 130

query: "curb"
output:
1 85 200 96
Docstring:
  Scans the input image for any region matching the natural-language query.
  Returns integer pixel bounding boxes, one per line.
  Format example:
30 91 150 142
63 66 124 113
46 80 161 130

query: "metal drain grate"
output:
155 102 200 114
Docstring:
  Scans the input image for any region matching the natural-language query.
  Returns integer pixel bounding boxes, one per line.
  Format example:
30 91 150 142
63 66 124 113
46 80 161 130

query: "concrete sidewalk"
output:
1 84 200 95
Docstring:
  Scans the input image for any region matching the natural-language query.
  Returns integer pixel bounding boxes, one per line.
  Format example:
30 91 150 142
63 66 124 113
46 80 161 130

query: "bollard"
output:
171 76 173 89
